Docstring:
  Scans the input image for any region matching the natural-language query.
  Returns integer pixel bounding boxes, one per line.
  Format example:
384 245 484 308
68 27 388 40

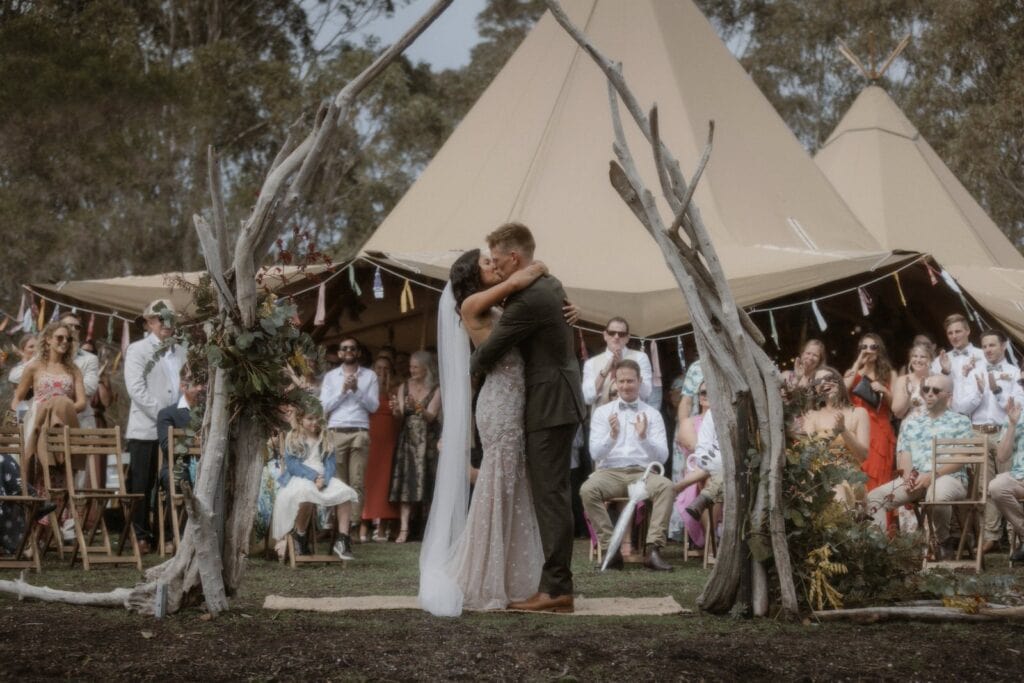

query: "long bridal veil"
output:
418 282 471 616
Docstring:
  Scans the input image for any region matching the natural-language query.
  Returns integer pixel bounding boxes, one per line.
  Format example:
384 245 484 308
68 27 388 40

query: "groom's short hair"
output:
487 222 535 258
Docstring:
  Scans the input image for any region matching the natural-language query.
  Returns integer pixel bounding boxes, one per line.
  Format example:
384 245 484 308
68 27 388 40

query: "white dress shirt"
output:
319 365 379 429
74 349 100 427
931 344 985 412
588 398 667 470
692 410 721 475
581 348 653 406
124 333 186 440
952 359 1021 426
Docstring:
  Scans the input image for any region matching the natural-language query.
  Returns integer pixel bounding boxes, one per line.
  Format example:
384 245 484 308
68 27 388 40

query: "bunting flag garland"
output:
676 335 686 371
769 310 780 348
650 339 662 388
348 265 362 296
49 304 61 323
577 328 588 360
106 316 115 343
23 306 34 335
400 279 414 313
37 298 45 331
894 272 908 307
121 320 130 354
939 269 974 319
86 314 95 341
923 262 940 286
811 299 827 332
314 283 326 326
372 267 384 300
16 293 25 321
857 287 873 317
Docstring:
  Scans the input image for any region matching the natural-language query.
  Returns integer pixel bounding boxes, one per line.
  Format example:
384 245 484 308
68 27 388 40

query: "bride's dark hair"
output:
449 248 482 315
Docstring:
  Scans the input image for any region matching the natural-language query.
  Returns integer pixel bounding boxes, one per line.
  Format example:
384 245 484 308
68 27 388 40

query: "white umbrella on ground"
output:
601 462 665 571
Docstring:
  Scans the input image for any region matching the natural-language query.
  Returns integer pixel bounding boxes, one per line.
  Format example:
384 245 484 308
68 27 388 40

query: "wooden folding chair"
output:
920 436 988 573
585 499 649 565
0 427 45 571
286 509 341 568
702 508 719 569
158 427 202 556
57 426 143 570
35 428 72 559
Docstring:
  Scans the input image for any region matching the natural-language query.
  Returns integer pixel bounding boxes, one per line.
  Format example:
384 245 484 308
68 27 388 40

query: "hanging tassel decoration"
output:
769 310 780 348
372 267 384 300
121 320 130 354
811 299 828 332
314 283 326 326
857 287 873 317
112 351 123 373
894 273 908 307
348 265 362 297
400 280 414 313
650 339 662 388
106 316 115 343
676 335 686 371
37 299 45 331
86 314 95 341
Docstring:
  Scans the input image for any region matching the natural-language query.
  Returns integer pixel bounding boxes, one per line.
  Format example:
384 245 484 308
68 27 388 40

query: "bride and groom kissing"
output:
419 222 586 616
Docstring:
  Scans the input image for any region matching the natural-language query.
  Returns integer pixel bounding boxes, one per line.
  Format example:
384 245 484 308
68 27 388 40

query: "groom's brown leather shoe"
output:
643 547 673 572
507 592 574 613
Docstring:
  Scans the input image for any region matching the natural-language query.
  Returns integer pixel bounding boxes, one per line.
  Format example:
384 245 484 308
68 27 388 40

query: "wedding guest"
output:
59 312 99 428
582 360 673 571
676 358 703 420
899 334 936 374
6 334 37 423
362 356 400 542
989 398 1024 563
892 343 934 420
272 404 358 560
320 336 379 537
394 351 411 383
156 368 204 551
931 313 984 406
581 317 653 407
254 411 290 548
124 299 186 552
388 350 441 543
843 333 897 493
779 339 828 393
672 381 710 547
865 374 969 556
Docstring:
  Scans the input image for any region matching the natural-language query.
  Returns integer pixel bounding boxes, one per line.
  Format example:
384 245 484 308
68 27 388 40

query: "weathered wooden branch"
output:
0 576 131 608
812 605 1024 623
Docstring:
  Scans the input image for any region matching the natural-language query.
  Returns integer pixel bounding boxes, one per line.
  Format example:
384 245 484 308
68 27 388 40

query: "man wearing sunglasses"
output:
320 337 379 534
952 329 1022 553
931 314 985 410
865 374 971 556
581 317 653 408
59 312 100 429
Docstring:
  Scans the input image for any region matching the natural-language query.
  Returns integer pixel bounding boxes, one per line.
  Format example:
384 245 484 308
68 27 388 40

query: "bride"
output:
419 248 576 615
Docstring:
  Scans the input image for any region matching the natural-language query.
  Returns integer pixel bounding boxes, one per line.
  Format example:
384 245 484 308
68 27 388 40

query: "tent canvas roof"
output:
362 0 890 336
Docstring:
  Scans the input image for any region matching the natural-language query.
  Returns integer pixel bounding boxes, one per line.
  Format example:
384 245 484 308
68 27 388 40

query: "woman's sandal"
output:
395 528 409 544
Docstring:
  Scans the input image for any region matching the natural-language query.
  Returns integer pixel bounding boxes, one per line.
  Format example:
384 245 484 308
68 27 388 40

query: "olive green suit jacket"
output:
470 275 585 432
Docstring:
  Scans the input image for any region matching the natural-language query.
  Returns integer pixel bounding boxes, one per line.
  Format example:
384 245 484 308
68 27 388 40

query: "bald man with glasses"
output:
865 374 971 555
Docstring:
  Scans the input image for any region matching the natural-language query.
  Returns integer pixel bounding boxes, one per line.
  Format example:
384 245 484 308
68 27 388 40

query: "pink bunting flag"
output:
923 262 940 286
314 283 326 326
650 339 662 388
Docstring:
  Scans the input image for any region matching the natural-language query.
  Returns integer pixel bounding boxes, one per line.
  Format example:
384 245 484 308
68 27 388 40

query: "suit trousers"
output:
580 467 674 550
127 439 160 541
988 473 1024 539
328 429 369 526
866 475 966 543
978 427 1009 542
526 423 577 597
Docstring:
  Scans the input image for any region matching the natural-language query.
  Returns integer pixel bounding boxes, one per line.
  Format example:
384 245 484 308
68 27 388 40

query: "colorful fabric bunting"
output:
400 280 414 313
857 287 873 317
894 273 908 307
650 339 662 388
811 299 827 332
348 265 361 296
769 310 779 348
373 267 384 300
314 283 326 326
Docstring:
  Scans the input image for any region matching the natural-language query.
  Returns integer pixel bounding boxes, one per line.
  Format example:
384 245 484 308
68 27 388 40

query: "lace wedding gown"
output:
446 347 543 610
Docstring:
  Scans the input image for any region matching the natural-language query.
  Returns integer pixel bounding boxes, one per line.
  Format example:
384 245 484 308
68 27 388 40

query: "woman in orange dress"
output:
361 356 400 542
843 333 897 493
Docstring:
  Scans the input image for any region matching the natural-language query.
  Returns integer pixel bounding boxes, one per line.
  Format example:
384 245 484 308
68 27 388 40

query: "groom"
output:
470 222 586 613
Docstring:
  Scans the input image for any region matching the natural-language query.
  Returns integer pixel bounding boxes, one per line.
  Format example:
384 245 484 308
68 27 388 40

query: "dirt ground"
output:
2 540 1023 681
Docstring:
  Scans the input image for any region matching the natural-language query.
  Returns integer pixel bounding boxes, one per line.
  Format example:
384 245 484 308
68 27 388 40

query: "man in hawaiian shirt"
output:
865 374 970 551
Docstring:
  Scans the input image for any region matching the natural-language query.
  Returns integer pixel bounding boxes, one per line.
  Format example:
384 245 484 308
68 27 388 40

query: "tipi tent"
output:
362 0 904 338
815 85 1024 338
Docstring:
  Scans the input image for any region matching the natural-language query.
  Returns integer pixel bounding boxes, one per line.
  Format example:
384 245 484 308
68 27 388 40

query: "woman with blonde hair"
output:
780 339 828 391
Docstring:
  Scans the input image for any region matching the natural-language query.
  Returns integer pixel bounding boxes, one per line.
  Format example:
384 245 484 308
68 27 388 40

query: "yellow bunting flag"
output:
400 280 414 313
894 272 908 307
37 299 45 331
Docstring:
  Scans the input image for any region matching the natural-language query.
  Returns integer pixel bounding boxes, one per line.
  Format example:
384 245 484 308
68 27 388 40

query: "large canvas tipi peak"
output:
816 84 1024 270
364 0 893 336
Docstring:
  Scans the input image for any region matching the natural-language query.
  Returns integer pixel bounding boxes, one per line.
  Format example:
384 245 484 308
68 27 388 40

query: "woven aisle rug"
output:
263 594 689 616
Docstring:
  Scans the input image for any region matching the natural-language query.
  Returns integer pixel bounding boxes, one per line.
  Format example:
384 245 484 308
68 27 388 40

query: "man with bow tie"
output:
124 299 187 553
952 328 1022 552
932 314 985 412
581 359 673 571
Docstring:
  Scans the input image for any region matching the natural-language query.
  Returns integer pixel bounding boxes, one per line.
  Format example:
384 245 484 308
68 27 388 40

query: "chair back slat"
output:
0 426 23 457
929 436 989 506
53 426 127 496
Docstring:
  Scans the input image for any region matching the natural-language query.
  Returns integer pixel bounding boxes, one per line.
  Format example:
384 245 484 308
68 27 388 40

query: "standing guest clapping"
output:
892 343 934 419
581 317 652 407
843 333 897 493
780 339 828 393
931 314 985 409
319 337 379 539
388 350 441 544
362 356 400 542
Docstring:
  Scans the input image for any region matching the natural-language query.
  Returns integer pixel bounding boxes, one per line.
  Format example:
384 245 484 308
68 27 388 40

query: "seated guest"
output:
989 398 1024 563
672 381 710 546
156 368 204 551
780 339 828 393
273 404 358 560
582 317 653 407
674 407 721 522
675 358 703 420
582 360 673 571
865 374 970 555
892 343 934 419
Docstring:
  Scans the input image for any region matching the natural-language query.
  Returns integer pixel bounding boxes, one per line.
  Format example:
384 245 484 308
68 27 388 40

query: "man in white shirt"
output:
581 317 652 407
931 313 985 411
581 360 672 571
319 337 378 533
59 312 100 428
952 329 1021 552
124 299 186 551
